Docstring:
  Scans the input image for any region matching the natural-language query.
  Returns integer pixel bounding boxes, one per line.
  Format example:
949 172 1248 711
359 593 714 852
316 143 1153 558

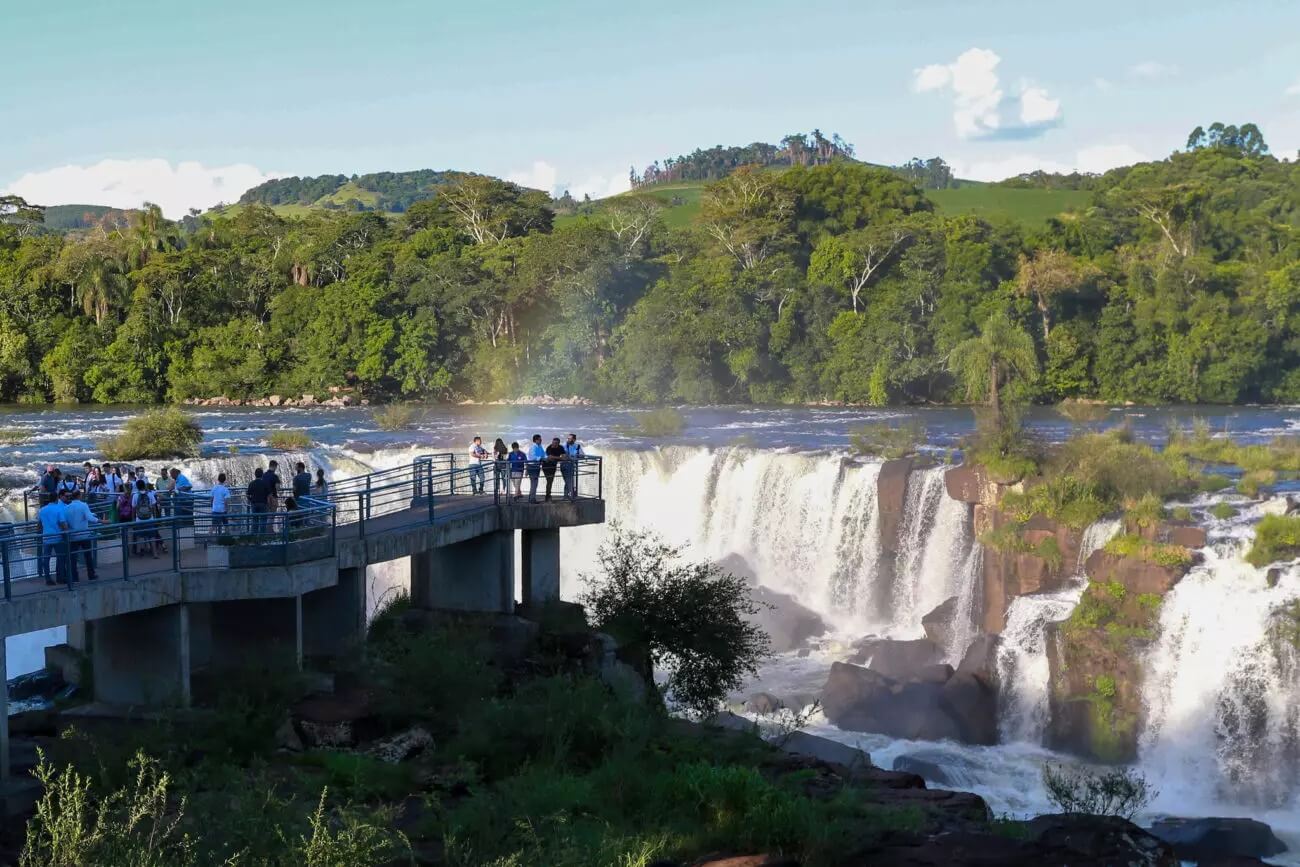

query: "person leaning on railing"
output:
562 433 584 500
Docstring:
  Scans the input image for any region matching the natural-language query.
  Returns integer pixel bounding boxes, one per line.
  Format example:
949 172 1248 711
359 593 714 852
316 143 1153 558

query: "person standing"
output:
247 468 271 535
293 462 312 499
57 471 79 498
63 489 100 581
468 437 489 494
507 442 526 499
313 468 328 498
210 472 231 536
170 467 194 523
37 466 59 507
38 491 70 585
543 437 565 502
526 434 545 503
264 460 281 513
562 433 584 500
156 467 175 518
493 437 508 494
132 479 162 558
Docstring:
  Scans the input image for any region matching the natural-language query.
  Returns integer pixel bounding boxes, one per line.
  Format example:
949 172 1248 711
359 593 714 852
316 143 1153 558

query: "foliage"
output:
1103 534 1194 568
266 429 313 450
1124 492 1166 528
21 750 196 867
298 789 409 866
1041 764 1157 820
1246 514 1300 567
848 421 925 459
949 311 1039 412
1238 468 1277 497
365 618 501 730
1170 505 1193 522
0 427 29 444
622 407 687 438
963 408 1041 484
1209 502 1238 520
630 130 855 187
371 403 420 431
1056 399 1110 423
580 525 770 716
98 408 202 460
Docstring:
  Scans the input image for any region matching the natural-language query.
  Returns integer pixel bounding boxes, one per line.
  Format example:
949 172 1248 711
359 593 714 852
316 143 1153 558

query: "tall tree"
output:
1014 249 1100 339
949 311 1039 413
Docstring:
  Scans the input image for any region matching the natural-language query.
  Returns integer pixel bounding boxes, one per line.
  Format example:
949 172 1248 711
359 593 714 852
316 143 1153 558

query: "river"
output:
2 402 1299 858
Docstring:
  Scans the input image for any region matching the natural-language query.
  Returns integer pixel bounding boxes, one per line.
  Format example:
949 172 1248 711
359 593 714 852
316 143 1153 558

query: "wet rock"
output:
1266 567 1282 588
939 672 998 745
1085 549 1189 595
367 726 434 763
859 786 992 825
891 754 953 785
1148 817 1287 862
717 555 828 652
878 458 915 554
956 633 999 689
274 717 303 752
851 636 942 678
922 597 959 647
775 730 872 772
945 464 992 505
822 662 970 742
1163 523 1208 549
705 711 758 734
743 692 784 714
914 663 955 684
820 661 893 728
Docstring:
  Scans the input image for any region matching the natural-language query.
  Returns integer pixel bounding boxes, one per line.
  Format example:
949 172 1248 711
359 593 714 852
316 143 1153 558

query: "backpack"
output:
134 492 155 521
117 491 134 521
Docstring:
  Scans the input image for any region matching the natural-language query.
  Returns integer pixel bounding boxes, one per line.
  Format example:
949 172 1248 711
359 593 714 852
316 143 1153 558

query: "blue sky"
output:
4 0 1299 215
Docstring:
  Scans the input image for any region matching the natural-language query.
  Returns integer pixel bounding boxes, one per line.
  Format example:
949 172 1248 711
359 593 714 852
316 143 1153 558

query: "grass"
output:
266 429 313 450
1103 533 1194 568
1246 514 1300 567
0 427 30 444
620 407 686 438
371 403 420 431
99 408 203 461
849 421 925 459
1209 502 1238 521
926 186 1089 227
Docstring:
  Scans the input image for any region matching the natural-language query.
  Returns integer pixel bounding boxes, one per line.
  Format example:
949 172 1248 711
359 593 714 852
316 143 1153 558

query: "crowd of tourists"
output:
466 433 587 503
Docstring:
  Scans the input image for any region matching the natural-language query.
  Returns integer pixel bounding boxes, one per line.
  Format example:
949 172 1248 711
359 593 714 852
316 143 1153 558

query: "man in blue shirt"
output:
62 489 100 581
526 434 546 503
169 467 194 523
38 491 70 585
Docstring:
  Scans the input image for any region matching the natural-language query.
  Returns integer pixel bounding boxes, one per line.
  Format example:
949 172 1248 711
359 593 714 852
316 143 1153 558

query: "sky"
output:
3 0 1300 216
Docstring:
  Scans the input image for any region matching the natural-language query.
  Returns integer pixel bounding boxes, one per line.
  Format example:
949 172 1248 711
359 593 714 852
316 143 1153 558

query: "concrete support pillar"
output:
521 528 561 605
195 597 303 672
302 566 367 659
1 637 8 780
92 604 191 708
411 530 514 613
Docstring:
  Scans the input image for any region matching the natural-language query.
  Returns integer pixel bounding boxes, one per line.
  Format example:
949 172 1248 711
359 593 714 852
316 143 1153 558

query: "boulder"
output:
743 692 784 714
945 464 990 505
820 661 894 730
822 660 991 744
878 458 915 554
1022 814 1177 866
747 584 828 653
891 754 953 785
939 672 998 745
1085 549 1188 595
1163 523 1208 549
851 637 942 678
775 730 872 772
366 726 434 763
1266 567 1282 588
914 663 955 684
705 711 758 734
956 633 1000 689
1148 817 1287 862
922 597 959 647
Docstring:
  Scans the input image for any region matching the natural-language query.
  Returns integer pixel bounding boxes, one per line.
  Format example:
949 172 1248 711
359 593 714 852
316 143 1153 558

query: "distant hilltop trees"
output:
629 129 856 187
238 169 460 213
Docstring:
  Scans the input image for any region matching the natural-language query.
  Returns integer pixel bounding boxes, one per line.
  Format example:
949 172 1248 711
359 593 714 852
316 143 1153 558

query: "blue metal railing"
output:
3 452 602 598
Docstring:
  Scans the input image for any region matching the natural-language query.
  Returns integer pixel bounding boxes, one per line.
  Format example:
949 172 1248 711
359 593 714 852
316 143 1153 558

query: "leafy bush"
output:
1170 506 1193 522
849 421 925 459
1209 501 1238 521
580 525 770 716
99 408 203 460
963 407 1041 483
1246 514 1300 567
1001 474 1109 529
1103 534 1193 568
0 427 30 444
366 616 501 730
21 750 196 867
267 428 313 450
1238 468 1277 497
1034 536 1064 571
298 790 409 866
1041 764 1156 820
1123 492 1166 529
621 407 687 438
371 403 419 431
1056 399 1110 423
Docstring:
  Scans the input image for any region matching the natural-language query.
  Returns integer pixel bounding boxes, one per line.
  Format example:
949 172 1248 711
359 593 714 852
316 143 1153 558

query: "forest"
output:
0 124 1297 407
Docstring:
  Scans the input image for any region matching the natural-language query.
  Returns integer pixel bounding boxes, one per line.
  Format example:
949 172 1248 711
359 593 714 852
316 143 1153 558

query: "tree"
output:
1014 249 1100 339
699 166 795 271
949 311 1039 413
0 195 45 241
433 175 553 245
808 224 912 313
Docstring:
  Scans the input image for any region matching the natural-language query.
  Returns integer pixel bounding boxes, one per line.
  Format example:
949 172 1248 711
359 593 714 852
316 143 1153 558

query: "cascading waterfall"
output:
996 517 1122 744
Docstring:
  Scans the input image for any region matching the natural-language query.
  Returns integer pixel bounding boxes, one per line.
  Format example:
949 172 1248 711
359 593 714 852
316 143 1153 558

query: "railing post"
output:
282 512 290 566
597 457 603 501
426 461 434 524
121 524 130 581
2 538 10 601
365 476 372 521
357 492 366 538
171 518 180 571
62 536 73 590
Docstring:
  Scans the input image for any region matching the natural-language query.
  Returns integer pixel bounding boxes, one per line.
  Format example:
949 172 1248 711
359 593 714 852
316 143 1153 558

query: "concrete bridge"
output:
0 454 605 778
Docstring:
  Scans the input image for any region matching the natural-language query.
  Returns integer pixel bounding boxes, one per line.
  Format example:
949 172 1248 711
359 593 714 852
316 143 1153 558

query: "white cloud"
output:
506 160 559 193
1286 78 1300 97
949 142 1149 182
1130 61 1179 79
2 158 277 218
913 48 1061 140
507 159 630 201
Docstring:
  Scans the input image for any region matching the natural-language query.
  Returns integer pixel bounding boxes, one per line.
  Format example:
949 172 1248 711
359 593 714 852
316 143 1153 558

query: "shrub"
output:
1056 399 1110 423
1246 514 1300 567
99 408 203 460
1198 473 1234 492
1041 764 1156 820
580 525 770 717
1209 502 1238 521
1001 474 1108 529
21 750 196 867
267 429 313 450
1104 534 1193 568
0 427 30 444
963 407 1041 483
621 407 687 438
1124 492 1166 529
1170 506 1193 522
849 421 925 459
1034 536 1064 571
297 789 410 866
372 403 420 431
1238 468 1277 497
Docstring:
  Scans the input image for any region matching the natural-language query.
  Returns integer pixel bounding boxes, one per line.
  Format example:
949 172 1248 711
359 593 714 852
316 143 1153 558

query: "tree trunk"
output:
989 360 1000 414
1038 295 1052 340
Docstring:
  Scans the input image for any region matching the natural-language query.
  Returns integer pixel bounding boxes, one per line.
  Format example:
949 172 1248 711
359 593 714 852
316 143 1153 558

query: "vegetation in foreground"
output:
265 429 313 450
98 408 203 461
1041 764 1156 821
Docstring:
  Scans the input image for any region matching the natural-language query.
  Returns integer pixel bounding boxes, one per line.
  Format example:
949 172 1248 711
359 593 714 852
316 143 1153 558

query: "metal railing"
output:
3 451 602 598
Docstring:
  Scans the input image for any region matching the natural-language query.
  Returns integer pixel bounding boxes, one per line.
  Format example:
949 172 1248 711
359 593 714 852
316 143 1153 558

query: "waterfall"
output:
996 517 1122 744
1140 543 1300 811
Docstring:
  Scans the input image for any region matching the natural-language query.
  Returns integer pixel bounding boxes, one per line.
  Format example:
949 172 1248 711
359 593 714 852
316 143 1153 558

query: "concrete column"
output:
411 530 514 613
521 528 561 605
201 598 302 672
302 566 367 659
92 604 191 708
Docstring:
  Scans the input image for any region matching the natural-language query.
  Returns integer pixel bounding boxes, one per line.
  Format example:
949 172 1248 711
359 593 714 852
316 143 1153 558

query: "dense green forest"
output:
0 125 1297 406
237 169 459 212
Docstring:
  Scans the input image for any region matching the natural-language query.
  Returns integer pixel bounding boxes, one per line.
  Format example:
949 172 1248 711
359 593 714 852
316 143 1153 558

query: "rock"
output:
922 597 959 647
1163 523 1208 549
1266 567 1282 588
268 394 283 407
823 660 988 743
706 711 758 734
292 685 373 748
301 393 316 405
599 659 648 703
891 754 953 785
878 458 915 553
1085 549 1189 595
945 464 992 505
747 584 828 652
939 672 998 745
1260 496 1291 516
956 633 999 689
821 661 894 729
1024 814 1177 865
1148 817 1287 862
860 786 992 825
367 726 434 763
775 730 872 772
851 637 942 678
914 663 955 684
7 668 63 701
274 717 303 752
743 692 784 714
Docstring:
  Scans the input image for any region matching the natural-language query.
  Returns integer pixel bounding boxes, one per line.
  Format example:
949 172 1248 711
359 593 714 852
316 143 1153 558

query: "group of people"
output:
238 460 328 534
467 433 586 503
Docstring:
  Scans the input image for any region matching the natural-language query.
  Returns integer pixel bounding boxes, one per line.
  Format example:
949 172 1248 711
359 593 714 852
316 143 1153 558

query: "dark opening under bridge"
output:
0 454 606 779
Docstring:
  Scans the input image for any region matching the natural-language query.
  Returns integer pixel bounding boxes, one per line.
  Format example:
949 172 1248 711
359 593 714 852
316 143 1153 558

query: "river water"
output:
3 402 1299 856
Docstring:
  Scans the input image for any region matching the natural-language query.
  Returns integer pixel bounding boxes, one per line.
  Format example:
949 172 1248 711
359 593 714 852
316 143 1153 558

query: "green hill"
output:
41 203 135 231
236 169 460 214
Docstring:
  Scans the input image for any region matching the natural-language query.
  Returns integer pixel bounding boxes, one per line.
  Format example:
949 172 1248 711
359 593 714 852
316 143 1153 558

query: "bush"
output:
1041 764 1156 820
298 790 409 866
1056 399 1111 423
1246 514 1300 567
1209 501 1238 521
99 408 203 460
0 427 30 444
372 403 419 431
963 407 1041 483
1103 534 1193 568
1123 492 1166 529
621 407 686 438
849 421 925 459
267 429 313 450
1170 506 1193 522
1238 468 1277 497
580 525 770 716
